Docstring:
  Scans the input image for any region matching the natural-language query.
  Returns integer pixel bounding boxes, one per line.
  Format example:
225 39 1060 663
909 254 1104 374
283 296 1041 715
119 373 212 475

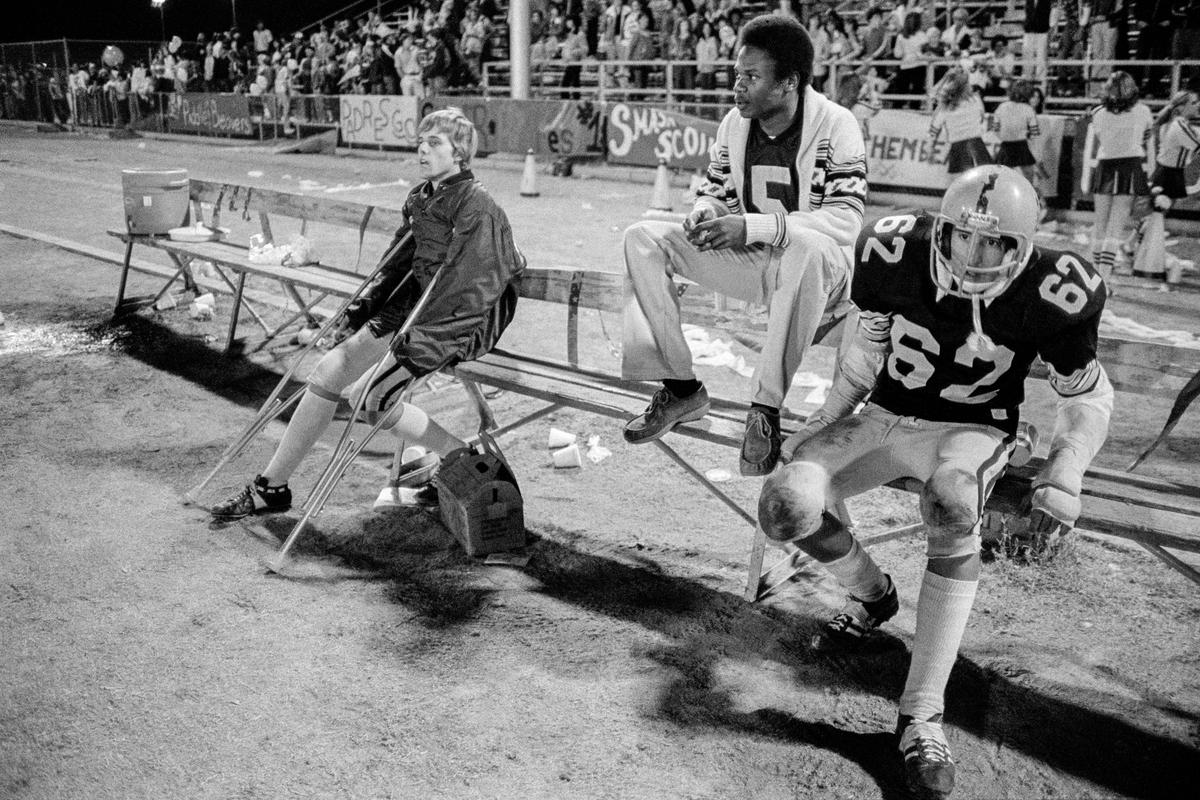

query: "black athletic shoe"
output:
211 475 292 519
815 574 899 648
897 713 956 799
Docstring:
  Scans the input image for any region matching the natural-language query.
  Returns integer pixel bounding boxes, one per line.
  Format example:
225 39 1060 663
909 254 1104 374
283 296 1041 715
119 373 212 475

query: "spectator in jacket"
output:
619 14 867 477
560 16 588 98
211 108 525 519
421 29 452 96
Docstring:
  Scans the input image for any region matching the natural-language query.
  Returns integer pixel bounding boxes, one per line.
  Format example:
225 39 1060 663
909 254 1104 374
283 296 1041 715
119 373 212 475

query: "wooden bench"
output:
107 178 406 353
453 264 1200 597
109 181 1200 593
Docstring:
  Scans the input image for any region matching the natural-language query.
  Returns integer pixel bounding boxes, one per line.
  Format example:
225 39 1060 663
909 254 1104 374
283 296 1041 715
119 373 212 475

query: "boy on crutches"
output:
211 108 525 518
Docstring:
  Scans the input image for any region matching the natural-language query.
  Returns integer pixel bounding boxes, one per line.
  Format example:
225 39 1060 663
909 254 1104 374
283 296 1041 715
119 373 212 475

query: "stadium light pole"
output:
231 0 238 31
151 0 168 43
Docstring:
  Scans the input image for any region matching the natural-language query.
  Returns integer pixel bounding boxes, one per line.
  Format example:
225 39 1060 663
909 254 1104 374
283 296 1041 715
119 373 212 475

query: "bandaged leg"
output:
382 401 465 455
262 325 391 486
261 383 341 486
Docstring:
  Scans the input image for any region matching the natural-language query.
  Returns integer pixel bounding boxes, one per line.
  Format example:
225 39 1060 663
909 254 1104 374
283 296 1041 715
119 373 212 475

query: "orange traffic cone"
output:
649 159 673 211
520 149 540 197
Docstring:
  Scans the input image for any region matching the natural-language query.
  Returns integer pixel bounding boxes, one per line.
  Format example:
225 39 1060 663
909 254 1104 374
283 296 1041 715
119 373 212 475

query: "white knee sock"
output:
262 389 338 485
824 538 888 602
899 570 978 721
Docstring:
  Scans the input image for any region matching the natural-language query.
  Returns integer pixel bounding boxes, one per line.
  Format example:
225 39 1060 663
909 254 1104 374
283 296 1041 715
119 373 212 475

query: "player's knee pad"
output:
794 511 852 562
920 469 982 560
759 461 830 543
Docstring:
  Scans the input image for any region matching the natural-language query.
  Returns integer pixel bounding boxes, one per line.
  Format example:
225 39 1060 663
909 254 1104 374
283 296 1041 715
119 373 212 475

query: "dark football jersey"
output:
742 100 805 214
852 212 1106 434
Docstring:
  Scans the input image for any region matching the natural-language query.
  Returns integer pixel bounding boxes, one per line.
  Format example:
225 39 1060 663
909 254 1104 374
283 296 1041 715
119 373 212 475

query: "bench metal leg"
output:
205 261 272 338
114 238 134 315
744 499 924 602
225 271 247 354
1137 541 1200 587
652 438 755 526
144 252 195 309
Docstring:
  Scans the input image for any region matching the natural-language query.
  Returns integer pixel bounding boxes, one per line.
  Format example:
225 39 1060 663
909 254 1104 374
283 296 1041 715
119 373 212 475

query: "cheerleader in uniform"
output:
1133 89 1200 281
992 79 1042 186
929 67 992 187
1088 71 1154 285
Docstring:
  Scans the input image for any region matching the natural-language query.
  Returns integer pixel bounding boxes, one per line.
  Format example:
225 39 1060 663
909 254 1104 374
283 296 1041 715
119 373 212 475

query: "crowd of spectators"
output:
3 0 1198 126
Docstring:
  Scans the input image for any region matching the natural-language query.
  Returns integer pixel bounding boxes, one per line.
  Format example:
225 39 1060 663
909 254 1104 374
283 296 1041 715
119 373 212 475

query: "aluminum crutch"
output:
183 231 413 505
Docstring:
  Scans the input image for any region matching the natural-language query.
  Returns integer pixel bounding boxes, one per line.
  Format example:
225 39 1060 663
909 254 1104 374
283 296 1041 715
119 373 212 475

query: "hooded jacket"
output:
345 170 525 377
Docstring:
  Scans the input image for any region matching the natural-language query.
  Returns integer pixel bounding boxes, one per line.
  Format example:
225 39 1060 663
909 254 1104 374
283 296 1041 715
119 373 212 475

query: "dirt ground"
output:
2 125 1199 800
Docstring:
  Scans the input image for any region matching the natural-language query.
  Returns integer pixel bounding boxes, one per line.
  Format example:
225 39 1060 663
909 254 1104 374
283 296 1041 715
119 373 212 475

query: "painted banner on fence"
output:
165 93 254 136
420 96 606 157
339 94 422 147
864 109 1067 197
605 103 719 170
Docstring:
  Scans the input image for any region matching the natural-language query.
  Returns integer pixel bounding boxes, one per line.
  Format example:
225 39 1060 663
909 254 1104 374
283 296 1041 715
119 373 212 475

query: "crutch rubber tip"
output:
260 554 288 575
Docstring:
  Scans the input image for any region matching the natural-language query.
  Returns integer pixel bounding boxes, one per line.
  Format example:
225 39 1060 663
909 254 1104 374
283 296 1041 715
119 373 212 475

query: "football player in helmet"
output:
758 166 1112 799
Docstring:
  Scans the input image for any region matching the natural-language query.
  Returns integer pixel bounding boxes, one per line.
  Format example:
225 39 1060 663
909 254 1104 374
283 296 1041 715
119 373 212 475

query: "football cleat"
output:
813 574 899 649
931 165 1038 300
210 475 292 519
897 713 956 799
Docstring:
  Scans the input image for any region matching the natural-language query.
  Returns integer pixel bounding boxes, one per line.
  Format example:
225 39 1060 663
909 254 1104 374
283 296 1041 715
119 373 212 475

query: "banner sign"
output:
339 94 422 147
165 93 253 136
423 97 605 157
864 109 1066 197
605 103 719 170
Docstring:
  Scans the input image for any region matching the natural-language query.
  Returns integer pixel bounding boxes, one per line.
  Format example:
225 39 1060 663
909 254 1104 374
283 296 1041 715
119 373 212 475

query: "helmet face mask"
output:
930 166 1038 300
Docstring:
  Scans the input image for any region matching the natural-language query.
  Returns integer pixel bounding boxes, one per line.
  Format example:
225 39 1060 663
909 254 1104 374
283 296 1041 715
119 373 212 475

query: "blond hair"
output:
417 107 479 167
935 67 973 110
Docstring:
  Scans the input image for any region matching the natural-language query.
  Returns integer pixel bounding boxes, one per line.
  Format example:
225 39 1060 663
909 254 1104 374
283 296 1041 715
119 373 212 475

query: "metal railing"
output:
481 57 1200 117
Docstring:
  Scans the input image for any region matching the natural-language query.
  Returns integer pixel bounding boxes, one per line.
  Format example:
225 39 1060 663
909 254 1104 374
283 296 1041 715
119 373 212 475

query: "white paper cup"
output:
551 443 583 469
547 427 576 449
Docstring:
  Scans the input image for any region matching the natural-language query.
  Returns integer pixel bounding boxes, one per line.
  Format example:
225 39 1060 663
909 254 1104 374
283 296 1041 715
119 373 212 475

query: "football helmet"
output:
931 165 1038 300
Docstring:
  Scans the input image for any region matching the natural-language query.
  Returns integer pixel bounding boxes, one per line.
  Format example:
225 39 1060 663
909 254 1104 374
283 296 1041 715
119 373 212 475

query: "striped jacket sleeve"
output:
777 109 868 248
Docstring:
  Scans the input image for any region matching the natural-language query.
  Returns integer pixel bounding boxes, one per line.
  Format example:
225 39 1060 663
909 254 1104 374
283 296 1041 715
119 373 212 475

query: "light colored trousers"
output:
1022 32 1049 80
1087 23 1118 82
621 219 850 408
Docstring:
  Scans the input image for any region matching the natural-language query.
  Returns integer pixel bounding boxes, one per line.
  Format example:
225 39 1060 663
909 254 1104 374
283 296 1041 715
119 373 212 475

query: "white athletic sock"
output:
262 389 338 485
899 570 978 721
824 537 888 602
